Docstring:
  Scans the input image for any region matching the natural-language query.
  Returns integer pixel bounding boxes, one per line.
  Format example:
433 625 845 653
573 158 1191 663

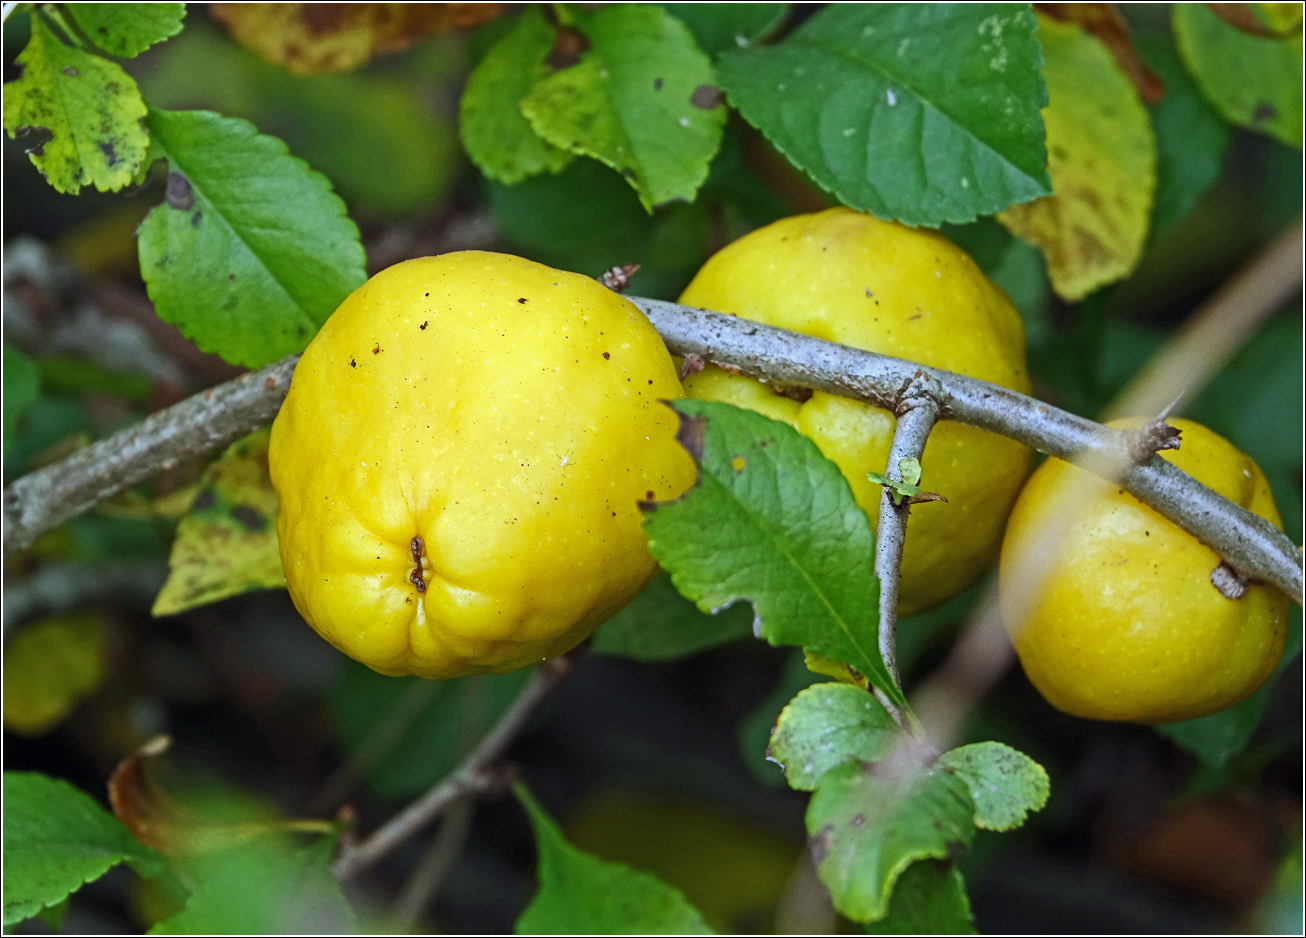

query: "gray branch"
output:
3 356 297 554
637 299 1304 606
331 654 574 880
873 378 943 692
3 300 1301 606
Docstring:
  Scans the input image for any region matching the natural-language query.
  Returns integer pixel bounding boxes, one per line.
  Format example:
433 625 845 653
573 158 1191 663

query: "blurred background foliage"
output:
2 3 1301 934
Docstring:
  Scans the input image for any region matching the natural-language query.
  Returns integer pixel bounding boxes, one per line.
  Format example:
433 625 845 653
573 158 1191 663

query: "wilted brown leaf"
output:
1036 3 1165 104
109 736 334 856
210 3 505 75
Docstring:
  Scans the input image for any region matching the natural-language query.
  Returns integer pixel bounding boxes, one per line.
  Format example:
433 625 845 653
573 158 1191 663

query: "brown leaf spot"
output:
62 65 79 78
691 84 725 109
165 172 195 211
674 412 707 463
230 504 267 532
191 489 217 511
809 824 835 864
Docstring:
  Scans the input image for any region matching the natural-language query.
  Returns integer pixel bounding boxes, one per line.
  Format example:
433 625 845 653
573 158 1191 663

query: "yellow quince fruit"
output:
269 252 695 679
679 207 1033 614
1000 417 1289 723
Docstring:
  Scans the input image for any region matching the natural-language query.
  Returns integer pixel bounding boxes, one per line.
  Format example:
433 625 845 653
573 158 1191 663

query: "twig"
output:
3 356 297 554
2 560 167 637
307 679 442 815
393 796 476 929
3 305 1301 605
330 654 574 880
874 378 942 692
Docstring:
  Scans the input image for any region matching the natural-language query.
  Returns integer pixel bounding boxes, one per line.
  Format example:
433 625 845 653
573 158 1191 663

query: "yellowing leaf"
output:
1258 3 1305 35
803 651 869 691
2 17 149 194
998 15 1156 301
3 613 109 736
210 2 505 76
152 429 284 617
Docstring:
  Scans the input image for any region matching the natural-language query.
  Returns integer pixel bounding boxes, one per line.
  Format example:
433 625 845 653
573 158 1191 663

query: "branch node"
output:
1127 418 1182 464
598 263 640 292
1210 561 1251 600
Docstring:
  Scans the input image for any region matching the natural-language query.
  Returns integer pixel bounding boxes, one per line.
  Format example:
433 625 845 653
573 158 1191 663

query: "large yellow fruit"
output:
269 252 695 679
1000 418 1289 724
680 207 1033 614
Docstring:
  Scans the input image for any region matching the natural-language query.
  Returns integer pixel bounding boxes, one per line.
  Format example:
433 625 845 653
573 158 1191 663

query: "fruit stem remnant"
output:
2 307 1301 607
330 651 576 881
874 376 943 697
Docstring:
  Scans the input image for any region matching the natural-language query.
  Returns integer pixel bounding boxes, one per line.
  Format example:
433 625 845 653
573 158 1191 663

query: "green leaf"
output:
136 108 367 368
658 4 790 58
863 860 976 935
66 2 186 58
260 70 458 218
1188 313 1304 542
591 572 753 660
806 761 975 923
997 14 1156 301
768 683 899 791
460 5 572 184
3 16 149 194
1157 605 1302 768
3 771 163 927
3 344 40 459
716 3 1050 226
3 612 109 737
642 399 900 707
514 783 714 935
937 742 1050 831
1135 32 1231 233
488 156 710 299
149 837 356 935
330 663 532 800
520 4 726 211
153 429 285 617
1174 3 1303 147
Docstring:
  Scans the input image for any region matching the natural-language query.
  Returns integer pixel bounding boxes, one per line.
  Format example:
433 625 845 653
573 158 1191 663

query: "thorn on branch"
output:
1127 419 1183 464
598 263 640 292
1210 561 1251 600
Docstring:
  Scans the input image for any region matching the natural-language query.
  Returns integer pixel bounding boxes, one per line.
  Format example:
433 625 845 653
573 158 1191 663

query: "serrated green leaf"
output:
1135 32 1231 233
152 429 285 617
520 4 726 211
863 860 976 935
807 761 975 923
658 4 790 58
1174 3 1302 147
488 156 710 299
137 108 367 368
3 772 163 927
67 2 186 58
937 741 1049 831
460 5 572 184
514 784 714 935
642 399 901 707
768 683 899 791
591 571 753 660
330 662 532 800
3 16 149 193
997 14 1156 301
149 837 356 935
717 3 1050 226
3 344 40 458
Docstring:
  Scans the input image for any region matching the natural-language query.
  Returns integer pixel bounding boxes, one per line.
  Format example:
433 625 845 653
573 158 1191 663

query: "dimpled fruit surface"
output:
269 252 695 679
680 207 1033 615
1001 418 1289 724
